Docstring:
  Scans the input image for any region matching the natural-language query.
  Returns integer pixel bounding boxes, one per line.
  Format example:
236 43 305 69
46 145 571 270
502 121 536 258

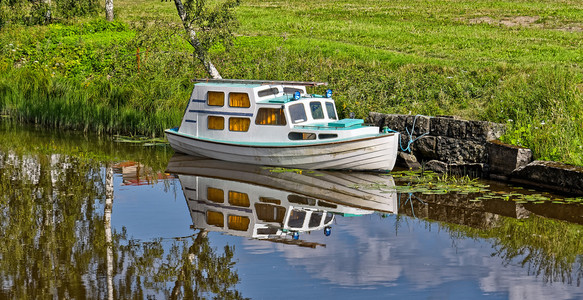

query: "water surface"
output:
1 124 582 299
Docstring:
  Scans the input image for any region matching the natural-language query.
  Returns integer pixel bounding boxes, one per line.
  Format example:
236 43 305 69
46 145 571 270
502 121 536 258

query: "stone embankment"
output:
368 112 583 196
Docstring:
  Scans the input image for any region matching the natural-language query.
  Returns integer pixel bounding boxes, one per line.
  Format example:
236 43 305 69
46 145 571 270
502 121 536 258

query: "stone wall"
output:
367 113 505 172
368 112 583 196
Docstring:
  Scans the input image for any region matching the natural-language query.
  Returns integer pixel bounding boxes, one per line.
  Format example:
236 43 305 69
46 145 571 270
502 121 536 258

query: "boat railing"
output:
193 78 328 87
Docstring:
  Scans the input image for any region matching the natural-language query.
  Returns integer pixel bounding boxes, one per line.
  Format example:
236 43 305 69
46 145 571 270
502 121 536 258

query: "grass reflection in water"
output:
385 169 583 286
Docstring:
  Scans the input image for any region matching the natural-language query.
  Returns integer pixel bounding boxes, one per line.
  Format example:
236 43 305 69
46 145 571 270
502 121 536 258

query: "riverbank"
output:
0 0 581 165
370 112 583 196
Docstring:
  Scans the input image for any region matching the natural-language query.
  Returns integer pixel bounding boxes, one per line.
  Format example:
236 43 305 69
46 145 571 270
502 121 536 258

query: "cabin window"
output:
229 92 251 108
288 209 307 229
206 211 224 227
284 87 303 95
319 133 338 139
207 187 224 203
256 108 287 126
288 194 316 206
259 197 281 205
257 227 279 235
310 102 325 120
207 116 224 130
288 132 316 140
228 191 250 207
229 117 251 132
255 203 286 224
258 88 279 97
309 212 324 228
289 103 307 124
318 200 337 209
324 214 334 224
207 91 224 106
325 102 337 120
228 215 250 231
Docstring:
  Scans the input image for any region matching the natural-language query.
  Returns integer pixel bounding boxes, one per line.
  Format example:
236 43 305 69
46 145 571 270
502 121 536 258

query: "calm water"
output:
1 124 583 299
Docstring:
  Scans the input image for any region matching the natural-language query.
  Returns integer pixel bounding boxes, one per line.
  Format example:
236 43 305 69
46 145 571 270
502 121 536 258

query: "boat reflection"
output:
166 154 397 247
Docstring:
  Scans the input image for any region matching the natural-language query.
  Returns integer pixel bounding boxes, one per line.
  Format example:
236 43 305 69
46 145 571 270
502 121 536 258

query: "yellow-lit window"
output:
207 116 224 130
207 91 224 106
206 211 224 227
207 187 224 203
228 215 250 231
229 93 250 108
229 191 250 207
255 203 286 224
229 117 250 132
255 108 287 126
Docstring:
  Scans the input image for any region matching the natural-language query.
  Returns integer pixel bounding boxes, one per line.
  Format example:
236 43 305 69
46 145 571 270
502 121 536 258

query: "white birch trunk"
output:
105 0 114 22
173 0 222 79
105 165 114 300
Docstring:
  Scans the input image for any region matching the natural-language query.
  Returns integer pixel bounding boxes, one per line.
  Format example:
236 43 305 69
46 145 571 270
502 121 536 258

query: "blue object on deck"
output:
325 89 333 98
328 119 364 128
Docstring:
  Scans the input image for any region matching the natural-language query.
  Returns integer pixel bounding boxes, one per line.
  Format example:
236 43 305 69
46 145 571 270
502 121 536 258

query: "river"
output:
1 123 582 299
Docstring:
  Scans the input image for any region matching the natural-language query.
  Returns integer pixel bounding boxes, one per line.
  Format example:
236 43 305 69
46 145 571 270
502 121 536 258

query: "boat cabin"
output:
176 80 380 144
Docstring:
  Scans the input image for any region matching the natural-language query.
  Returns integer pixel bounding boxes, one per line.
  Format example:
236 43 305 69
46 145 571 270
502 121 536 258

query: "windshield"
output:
289 103 307 124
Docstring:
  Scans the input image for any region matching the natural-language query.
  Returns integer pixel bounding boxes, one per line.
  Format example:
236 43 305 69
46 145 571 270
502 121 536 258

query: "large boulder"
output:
510 161 583 195
487 140 532 176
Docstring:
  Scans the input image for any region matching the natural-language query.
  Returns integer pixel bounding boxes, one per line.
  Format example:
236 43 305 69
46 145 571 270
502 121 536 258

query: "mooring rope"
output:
383 114 430 153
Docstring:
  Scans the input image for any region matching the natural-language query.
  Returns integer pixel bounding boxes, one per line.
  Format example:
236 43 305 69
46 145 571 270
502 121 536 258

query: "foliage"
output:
180 0 240 52
1 0 582 165
0 0 99 28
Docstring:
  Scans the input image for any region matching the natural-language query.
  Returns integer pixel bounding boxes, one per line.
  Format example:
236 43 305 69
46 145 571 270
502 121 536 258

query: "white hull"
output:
165 130 399 171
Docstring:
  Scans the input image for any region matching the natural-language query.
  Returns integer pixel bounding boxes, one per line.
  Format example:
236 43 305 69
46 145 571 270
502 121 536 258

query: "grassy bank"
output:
0 0 582 165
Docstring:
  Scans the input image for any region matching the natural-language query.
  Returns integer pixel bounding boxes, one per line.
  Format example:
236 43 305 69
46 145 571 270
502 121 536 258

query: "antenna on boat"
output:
192 78 328 87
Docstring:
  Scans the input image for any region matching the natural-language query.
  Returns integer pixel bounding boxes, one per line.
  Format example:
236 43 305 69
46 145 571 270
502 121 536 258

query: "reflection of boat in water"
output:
166 154 397 247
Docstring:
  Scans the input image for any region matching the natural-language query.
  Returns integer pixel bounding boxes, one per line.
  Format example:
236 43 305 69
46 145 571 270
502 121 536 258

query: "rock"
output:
510 161 583 195
425 160 448 173
435 137 486 164
429 116 450 137
411 136 438 160
487 140 532 176
396 151 421 170
405 115 431 136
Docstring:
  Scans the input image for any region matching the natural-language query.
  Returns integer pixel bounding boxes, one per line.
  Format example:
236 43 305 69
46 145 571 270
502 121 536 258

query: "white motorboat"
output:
165 79 399 170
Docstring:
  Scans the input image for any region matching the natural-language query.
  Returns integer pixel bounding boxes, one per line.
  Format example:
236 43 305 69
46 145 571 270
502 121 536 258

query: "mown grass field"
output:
0 0 582 164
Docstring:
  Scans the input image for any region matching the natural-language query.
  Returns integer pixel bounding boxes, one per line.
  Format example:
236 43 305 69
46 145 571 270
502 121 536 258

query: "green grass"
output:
0 0 582 165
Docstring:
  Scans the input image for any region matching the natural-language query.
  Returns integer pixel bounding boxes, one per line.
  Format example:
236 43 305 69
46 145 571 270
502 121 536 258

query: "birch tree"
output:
105 0 113 21
172 0 240 79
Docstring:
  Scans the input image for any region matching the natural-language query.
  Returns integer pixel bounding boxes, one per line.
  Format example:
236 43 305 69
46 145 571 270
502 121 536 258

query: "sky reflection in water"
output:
110 156 583 300
1 125 582 299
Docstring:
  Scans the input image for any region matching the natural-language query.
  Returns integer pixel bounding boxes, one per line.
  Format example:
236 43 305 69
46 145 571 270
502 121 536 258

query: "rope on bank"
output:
382 114 430 153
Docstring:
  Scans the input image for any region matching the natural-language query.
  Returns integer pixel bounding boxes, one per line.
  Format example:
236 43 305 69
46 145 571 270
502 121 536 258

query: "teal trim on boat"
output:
340 213 365 217
165 128 392 147
259 95 296 104
328 119 364 127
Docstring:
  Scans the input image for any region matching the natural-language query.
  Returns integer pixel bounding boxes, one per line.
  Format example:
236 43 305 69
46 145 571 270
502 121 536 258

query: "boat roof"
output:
193 78 328 87
196 82 263 88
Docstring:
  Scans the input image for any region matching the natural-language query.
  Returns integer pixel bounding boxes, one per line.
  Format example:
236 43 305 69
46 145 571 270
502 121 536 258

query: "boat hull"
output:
165 130 399 171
